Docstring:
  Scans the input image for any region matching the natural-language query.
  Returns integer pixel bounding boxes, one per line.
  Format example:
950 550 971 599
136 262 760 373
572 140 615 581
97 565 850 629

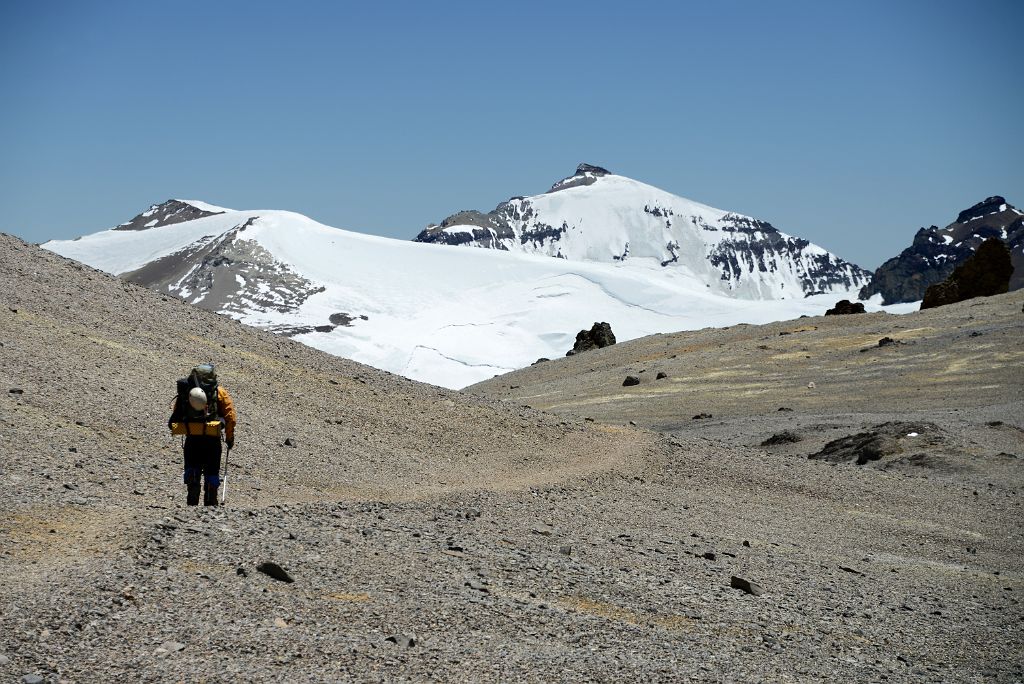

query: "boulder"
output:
921 238 1014 309
566 322 616 356
256 561 294 583
825 300 866 316
622 376 640 387
760 430 802 446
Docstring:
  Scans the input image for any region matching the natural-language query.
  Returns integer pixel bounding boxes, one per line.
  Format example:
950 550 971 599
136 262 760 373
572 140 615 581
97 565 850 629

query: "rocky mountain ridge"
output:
416 164 872 299
859 196 1023 304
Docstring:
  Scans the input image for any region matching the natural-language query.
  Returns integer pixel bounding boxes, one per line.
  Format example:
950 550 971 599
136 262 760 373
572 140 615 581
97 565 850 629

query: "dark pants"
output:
183 436 222 505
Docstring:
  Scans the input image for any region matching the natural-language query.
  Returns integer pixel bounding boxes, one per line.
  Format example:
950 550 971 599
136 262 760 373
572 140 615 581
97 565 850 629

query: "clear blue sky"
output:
1 0 1021 268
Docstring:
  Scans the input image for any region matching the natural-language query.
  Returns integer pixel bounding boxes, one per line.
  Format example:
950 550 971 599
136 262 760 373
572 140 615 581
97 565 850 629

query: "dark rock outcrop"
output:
114 199 224 231
761 431 802 446
860 196 1023 304
566 322 616 356
622 375 640 387
921 238 1013 309
825 300 866 316
548 163 612 193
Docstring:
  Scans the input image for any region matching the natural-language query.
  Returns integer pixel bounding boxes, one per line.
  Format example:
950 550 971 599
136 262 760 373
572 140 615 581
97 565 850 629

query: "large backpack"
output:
176 363 220 422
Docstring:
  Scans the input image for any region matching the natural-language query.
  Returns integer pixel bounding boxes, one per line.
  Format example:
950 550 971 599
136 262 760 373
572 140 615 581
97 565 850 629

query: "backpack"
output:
176 363 220 422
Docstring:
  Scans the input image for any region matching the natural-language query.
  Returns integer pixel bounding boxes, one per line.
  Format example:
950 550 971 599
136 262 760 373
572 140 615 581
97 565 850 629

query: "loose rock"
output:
730 576 764 596
256 561 294 583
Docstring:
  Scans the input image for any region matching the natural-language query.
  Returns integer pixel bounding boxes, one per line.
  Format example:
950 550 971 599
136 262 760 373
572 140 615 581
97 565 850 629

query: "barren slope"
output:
2 233 1022 682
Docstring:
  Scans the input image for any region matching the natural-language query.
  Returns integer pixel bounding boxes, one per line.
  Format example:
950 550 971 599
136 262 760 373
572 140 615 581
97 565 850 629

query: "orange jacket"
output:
168 385 237 441
218 386 237 441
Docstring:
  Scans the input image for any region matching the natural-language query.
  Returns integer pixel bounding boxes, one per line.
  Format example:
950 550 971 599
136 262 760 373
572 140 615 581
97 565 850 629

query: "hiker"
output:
167 363 236 506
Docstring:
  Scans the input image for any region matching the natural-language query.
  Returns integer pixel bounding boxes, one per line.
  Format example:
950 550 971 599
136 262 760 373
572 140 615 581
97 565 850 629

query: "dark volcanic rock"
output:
812 432 889 465
825 300 866 316
761 431 802 446
256 562 294 583
730 576 764 596
921 238 1014 309
567 322 616 356
622 376 640 387
860 196 1023 304
809 422 941 467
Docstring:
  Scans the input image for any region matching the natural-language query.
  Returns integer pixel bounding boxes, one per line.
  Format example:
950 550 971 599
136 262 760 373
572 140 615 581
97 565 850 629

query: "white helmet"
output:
188 387 208 411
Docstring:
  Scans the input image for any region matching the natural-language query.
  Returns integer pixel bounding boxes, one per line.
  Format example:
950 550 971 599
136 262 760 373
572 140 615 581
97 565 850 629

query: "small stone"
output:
730 576 764 596
692 413 712 420
156 641 185 655
656 372 668 380
8 388 23 395
256 561 294 583
807 381 816 389
622 376 640 387
274 617 289 629
742 540 750 547
385 634 416 648
283 438 297 447
22 675 44 684
559 545 573 556
0 656 9 666
703 551 717 561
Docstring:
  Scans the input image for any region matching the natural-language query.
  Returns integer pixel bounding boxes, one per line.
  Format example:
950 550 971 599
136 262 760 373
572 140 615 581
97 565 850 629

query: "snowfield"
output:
45 200 903 389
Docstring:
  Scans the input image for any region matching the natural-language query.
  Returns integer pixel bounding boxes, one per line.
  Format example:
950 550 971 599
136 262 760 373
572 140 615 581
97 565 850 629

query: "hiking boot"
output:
204 486 219 506
186 484 201 506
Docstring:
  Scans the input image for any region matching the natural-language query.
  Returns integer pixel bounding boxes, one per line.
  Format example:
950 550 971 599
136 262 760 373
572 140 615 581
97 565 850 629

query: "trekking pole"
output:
220 442 231 506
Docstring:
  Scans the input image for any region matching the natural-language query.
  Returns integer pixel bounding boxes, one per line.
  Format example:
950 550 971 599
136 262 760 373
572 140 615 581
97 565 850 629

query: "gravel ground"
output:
1 232 1022 683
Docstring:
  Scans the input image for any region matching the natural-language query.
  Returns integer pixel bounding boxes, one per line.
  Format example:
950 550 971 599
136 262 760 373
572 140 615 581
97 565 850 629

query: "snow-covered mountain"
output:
416 164 871 299
860 196 1024 304
43 191 884 389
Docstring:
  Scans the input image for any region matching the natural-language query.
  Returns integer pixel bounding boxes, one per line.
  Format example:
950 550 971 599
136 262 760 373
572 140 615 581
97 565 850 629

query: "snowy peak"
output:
860 196 1023 304
114 199 228 232
416 166 870 299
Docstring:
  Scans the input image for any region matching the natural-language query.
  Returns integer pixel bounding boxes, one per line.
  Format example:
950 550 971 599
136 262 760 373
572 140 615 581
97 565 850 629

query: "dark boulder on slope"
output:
825 300 866 316
566 322 617 356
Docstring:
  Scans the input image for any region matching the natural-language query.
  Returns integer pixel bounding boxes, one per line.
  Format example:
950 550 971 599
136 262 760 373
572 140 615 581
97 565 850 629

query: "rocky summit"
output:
860 196 1023 304
2 231 1023 682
